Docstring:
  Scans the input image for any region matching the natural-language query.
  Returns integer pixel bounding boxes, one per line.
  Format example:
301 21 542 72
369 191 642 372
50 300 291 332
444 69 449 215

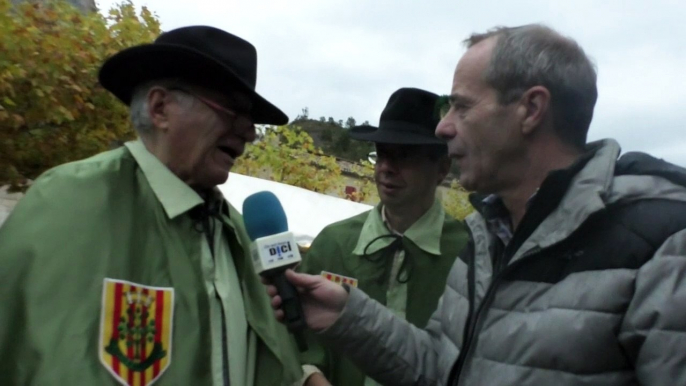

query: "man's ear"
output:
518 86 551 136
147 87 172 132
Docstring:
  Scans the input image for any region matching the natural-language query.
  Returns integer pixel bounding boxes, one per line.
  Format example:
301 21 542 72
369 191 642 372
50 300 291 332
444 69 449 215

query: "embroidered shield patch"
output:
321 270 359 287
99 278 174 386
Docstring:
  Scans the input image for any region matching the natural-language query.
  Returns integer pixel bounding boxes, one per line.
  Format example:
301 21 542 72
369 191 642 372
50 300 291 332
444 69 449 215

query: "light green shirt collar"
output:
352 199 445 256
125 140 205 219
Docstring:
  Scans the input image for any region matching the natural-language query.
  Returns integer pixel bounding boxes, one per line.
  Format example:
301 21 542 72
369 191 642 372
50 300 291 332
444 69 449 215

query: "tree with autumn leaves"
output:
232 125 382 204
0 0 160 191
234 125 344 194
0 0 473 219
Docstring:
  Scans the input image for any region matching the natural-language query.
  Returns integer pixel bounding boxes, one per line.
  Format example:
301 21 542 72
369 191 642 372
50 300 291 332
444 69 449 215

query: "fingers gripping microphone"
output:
242 191 307 351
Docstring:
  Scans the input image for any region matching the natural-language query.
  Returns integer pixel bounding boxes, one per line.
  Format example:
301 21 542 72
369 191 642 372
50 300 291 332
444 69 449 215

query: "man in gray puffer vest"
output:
265 24 686 386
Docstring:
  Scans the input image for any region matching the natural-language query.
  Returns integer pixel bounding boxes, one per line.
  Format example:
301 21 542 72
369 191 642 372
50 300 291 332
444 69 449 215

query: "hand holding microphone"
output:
243 191 309 351
243 192 349 343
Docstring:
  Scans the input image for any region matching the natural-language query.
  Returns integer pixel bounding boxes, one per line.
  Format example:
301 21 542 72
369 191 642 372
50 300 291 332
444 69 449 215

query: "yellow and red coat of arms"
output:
320 270 358 287
99 278 174 386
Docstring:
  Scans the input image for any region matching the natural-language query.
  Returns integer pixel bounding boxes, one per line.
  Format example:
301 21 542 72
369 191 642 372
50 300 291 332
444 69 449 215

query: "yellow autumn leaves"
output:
0 0 472 219
0 0 160 191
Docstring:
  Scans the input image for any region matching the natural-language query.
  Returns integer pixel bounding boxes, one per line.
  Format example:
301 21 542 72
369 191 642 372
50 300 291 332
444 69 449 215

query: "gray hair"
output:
465 24 598 150
129 78 195 135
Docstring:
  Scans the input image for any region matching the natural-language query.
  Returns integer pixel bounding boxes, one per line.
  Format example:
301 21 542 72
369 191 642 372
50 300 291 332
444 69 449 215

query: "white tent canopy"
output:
218 173 372 245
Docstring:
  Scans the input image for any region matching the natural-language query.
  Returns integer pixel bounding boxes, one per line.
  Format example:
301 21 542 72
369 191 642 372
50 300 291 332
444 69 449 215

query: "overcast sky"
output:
96 0 686 166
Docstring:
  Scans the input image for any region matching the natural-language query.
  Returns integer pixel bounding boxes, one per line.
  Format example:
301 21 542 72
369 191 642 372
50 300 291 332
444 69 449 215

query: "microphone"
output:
242 191 308 351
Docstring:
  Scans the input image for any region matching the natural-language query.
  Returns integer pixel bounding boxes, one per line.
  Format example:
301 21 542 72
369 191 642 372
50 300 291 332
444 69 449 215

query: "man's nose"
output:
375 155 398 174
243 124 257 142
435 117 455 140
234 115 256 142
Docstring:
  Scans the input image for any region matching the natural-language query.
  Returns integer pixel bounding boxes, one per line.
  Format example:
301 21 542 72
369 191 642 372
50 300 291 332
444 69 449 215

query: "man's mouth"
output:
379 182 402 190
218 145 241 160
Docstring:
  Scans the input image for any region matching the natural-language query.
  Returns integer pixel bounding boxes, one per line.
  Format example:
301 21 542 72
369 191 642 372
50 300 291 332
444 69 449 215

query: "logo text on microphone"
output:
250 232 302 273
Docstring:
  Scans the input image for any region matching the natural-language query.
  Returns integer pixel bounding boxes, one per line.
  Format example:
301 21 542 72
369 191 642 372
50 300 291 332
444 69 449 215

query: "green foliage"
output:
0 4 473 217
0 0 161 191
235 125 473 217
293 110 374 162
344 117 355 128
345 161 378 203
326 127 374 161
234 125 343 193
441 179 473 220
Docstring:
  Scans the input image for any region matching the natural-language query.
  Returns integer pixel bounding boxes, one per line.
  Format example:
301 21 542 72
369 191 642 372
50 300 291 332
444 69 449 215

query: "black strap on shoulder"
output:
615 151 686 187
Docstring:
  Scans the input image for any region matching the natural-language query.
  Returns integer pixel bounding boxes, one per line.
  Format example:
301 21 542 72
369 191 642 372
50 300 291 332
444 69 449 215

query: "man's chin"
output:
460 178 496 196
458 175 477 192
214 171 231 186
379 194 406 208
195 170 230 189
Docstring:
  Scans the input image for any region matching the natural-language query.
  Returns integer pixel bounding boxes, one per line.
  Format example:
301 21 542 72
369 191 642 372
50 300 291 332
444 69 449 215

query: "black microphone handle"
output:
273 271 308 352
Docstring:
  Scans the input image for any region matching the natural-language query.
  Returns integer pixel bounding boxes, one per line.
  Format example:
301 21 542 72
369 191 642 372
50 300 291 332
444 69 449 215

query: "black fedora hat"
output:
98 26 288 125
349 87 446 145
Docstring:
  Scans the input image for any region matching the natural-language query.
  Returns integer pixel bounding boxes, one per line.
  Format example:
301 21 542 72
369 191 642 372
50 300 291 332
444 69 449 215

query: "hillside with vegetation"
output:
290 108 374 162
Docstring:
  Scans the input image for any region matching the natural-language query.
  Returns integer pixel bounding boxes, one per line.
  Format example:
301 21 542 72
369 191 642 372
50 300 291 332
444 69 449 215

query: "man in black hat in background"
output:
0 26 326 385
296 88 469 386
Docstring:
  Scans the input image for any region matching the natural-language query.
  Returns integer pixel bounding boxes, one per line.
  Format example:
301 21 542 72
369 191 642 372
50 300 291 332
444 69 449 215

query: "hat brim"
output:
99 44 288 125
349 124 446 145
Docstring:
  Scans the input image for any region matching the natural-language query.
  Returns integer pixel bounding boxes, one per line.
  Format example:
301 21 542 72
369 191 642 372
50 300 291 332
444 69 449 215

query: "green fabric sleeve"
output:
0 166 117 384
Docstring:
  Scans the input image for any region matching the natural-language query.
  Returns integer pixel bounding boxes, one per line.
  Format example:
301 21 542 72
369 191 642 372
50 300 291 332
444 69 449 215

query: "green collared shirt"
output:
352 199 445 320
126 141 254 386
299 195 467 386
351 200 445 386
0 140 305 385
352 199 445 257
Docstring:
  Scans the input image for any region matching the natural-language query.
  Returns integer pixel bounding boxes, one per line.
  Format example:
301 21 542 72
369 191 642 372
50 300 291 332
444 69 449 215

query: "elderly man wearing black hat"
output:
296 88 469 386
0 26 323 386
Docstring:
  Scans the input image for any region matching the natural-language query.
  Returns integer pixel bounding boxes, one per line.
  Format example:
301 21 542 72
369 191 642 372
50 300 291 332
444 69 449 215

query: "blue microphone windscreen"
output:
242 191 289 241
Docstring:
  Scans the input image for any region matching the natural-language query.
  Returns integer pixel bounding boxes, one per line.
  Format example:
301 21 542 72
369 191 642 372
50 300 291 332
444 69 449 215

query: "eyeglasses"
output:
367 149 424 165
169 87 253 126
368 146 433 166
